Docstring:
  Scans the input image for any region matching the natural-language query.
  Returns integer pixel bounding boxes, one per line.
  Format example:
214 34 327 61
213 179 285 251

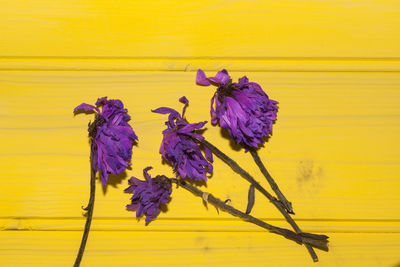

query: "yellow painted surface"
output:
1 0 400 58
0 1 400 266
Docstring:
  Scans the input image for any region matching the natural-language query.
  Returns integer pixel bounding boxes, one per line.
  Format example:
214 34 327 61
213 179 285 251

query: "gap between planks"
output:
1 217 400 233
1 57 400 72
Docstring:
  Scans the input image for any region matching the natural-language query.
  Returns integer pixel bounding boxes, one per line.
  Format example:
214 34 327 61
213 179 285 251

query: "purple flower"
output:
74 97 138 186
125 167 172 223
196 69 278 149
152 96 213 181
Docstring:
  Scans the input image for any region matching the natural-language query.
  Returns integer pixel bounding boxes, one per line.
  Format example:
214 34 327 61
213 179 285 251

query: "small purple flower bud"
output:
125 167 172 223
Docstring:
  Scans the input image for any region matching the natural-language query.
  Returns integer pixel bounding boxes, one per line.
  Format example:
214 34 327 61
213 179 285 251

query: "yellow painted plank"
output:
1 0 399 265
1 0 399 59
0 231 400 266
0 71 399 223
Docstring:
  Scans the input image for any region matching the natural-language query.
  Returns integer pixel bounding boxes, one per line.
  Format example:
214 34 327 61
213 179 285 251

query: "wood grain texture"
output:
1 0 400 265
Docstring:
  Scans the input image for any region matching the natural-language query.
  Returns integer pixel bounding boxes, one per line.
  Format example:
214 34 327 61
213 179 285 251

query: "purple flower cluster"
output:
152 96 213 181
196 69 278 149
74 97 138 186
125 167 172 223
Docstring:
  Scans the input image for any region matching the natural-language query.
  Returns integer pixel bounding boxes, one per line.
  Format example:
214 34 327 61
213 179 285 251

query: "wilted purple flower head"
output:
125 167 172 223
152 96 213 181
74 97 138 186
196 69 278 149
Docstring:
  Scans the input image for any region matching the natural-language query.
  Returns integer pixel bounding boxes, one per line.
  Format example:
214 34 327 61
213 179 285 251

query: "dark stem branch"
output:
172 179 328 251
249 148 294 214
198 139 328 262
74 149 96 267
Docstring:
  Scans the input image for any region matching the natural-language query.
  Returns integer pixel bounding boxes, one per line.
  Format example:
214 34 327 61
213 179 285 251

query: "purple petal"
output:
178 121 207 134
95 97 108 106
184 132 205 141
210 94 218 124
208 69 230 85
152 107 180 116
196 69 211 86
74 103 99 113
203 144 213 163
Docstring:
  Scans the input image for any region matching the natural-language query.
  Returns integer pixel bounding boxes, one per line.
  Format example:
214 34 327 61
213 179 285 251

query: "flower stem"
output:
249 148 294 214
171 179 328 251
74 149 96 267
198 139 328 262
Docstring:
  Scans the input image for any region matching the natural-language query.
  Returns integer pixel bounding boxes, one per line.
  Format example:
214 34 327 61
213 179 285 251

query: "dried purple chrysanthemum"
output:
74 97 138 186
196 69 278 149
152 96 213 181
125 167 172 223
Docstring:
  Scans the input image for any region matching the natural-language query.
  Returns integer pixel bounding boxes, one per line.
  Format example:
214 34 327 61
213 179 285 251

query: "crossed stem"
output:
249 149 294 214
171 178 328 251
198 139 328 262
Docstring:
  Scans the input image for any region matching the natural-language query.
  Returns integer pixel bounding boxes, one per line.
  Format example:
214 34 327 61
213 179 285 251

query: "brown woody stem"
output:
74 147 96 267
249 148 294 214
171 179 328 252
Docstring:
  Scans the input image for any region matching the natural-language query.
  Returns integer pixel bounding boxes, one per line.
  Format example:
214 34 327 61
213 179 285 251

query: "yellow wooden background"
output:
1 1 400 266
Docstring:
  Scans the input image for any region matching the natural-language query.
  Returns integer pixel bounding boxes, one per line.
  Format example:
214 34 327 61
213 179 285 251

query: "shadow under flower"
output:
219 127 244 151
125 193 171 226
101 169 130 195
73 109 96 116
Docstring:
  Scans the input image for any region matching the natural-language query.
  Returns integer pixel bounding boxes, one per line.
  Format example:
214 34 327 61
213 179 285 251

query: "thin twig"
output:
198 139 328 262
171 179 328 250
74 147 96 267
249 148 294 214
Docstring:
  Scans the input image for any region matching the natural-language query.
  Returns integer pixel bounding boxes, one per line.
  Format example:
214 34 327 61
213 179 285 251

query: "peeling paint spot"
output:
297 160 324 191
297 160 314 183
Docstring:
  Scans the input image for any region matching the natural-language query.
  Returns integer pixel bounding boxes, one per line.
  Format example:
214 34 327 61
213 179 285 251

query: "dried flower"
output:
74 97 138 186
125 167 172 223
196 69 278 149
152 96 213 181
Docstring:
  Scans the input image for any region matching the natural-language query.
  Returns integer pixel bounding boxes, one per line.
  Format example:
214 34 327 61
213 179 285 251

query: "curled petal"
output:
179 96 189 118
74 103 100 114
152 107 181 128
143 166 153 183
